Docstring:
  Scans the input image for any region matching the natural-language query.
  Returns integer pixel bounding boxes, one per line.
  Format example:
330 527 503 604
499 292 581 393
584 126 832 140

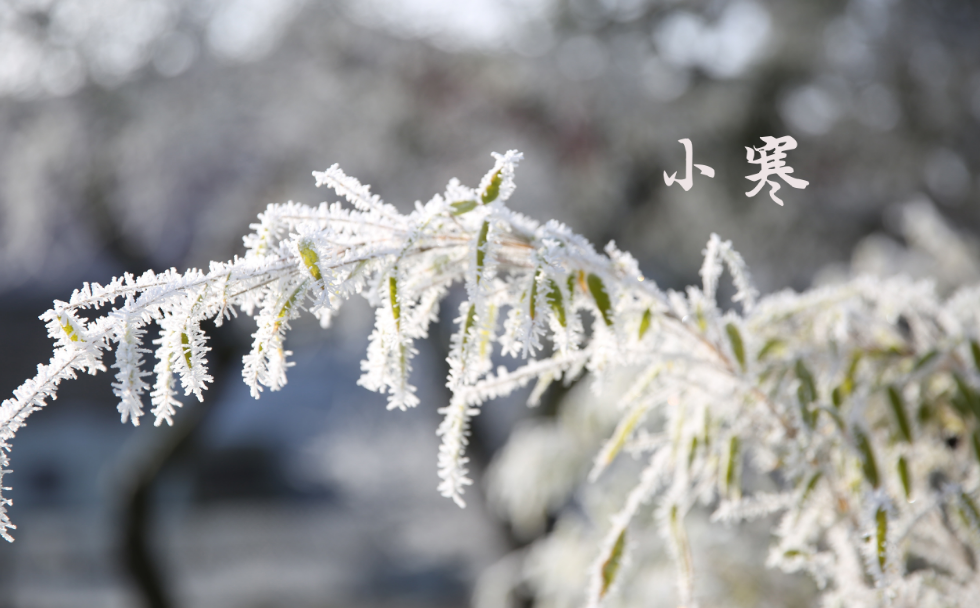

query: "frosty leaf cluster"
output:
3 151 980 607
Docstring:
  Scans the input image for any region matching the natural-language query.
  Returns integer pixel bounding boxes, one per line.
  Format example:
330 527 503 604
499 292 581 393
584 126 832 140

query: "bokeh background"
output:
0 0 979 606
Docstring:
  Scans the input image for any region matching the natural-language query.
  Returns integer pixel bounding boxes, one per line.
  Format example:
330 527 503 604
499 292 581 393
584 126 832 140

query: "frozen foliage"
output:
3 152 980 607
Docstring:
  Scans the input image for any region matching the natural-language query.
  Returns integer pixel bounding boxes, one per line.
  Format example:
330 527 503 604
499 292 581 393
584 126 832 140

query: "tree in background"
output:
1 1 979 607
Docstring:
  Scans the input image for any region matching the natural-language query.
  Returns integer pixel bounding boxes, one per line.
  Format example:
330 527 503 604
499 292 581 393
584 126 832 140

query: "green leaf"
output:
726 436 741 498
800 471 822 505
545 279 566 327
843 352 862 395
461 304 476 347
757 338 782 361
795 360 817 404
898 456 911 500
688 436 699 469
592 402 651 480
795 360 817 427
726 323 746 372
972 431 980 468
475 221 490 280
695 306 707 332
528 273 538 320
972 340 980 373
298 241 322 281
703 408 712 449
60 319 81 342
819 406 846 434
638 308 652 340
599 529 627 599
668 504 692 592
180 332 193 369
389 276 400 326
587 273 613 326
960 491 980 531
952 373 980 421
916 401 932 424
481 170 502 204
855 429 879 488
450 199 478 215
887 386 912 443
867 345 905 358
912 350 938 372
274 281 308 331
875 507 887 570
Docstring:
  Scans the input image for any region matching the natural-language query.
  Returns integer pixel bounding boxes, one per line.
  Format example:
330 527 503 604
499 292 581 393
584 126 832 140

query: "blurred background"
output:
0 0 979 606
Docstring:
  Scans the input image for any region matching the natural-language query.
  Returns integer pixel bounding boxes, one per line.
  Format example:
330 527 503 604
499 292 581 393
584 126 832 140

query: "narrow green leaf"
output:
820 406 846 434
60 320 80 342
726 436 741 498
898 457 911 500
481 170 502 204
916 401 932 424
668 503 694 599
867 345 905 358
796 360 817 428
587 273 613 326
389 276 400 326
528 273 538 320
180 332 193 369
461 304 476 347
450 199 478 215
831 386 844 408
281 284 305 318
843 352 862 395
638 308 652 340
688 436 699 469
971 340 980 373
298 241 322 281
912 350 938 372
475 221 490 280
855 429 880 488
546 279 566 327
274 282 307 331
972 431 980 468
961 492 980 530
703 409 711 449
756 338 782 361
887 386 912 443
795 360 817 404
875 507 887 570
800 471 822 505
592 403 650 480
477 304 496 359
951 390 972 419
599 529 627 599
726 323 746 372
953 373 980 421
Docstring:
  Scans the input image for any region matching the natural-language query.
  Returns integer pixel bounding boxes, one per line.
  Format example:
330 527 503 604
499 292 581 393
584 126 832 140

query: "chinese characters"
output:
745 136 809 206
664 135 808 205
663 138 715 191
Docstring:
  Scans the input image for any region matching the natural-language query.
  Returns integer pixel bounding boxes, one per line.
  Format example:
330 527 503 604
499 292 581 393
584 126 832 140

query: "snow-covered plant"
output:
3 151 980 607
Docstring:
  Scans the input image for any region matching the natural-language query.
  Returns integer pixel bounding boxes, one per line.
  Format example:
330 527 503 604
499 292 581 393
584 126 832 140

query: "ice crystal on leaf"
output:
3 151 980 607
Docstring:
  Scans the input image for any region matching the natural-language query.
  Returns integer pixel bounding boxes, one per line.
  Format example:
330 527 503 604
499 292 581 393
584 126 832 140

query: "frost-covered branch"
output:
3 151 980 607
